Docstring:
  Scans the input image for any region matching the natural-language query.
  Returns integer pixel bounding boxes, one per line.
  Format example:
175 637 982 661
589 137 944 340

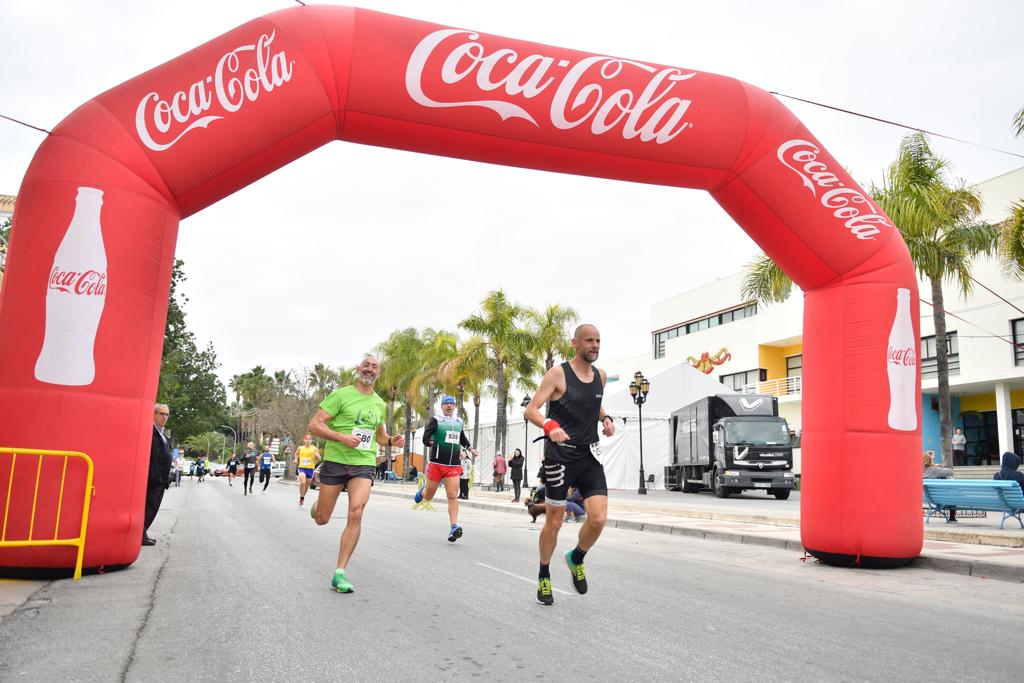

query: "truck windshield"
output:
725 421 790 446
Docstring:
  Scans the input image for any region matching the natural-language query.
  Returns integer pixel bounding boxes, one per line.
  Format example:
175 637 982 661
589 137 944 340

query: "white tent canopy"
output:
602 362 736 420
445 363 736 489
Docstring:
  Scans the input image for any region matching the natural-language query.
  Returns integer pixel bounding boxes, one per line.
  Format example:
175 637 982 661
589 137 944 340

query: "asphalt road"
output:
1 476 1021 682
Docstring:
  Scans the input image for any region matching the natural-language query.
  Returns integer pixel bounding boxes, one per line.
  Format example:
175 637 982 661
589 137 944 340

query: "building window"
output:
920 332 959 379
1012 318 1024 366
786 354 802 378
720 369 763 391
651 302 758 359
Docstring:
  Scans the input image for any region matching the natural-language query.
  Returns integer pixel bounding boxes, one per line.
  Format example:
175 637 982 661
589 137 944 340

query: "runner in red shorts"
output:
414 396 478 542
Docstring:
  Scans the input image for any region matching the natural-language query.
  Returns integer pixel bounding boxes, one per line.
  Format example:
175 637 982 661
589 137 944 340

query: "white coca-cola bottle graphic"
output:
34 186 108 386
886 287 917 430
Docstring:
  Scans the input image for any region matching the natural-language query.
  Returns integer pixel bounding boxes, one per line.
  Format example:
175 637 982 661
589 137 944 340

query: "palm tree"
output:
742 133 999 468
376 328 425 470
1000 106 1024 280
409 328 459 420
307 362 340 400
527 303 579 371
460 291 539 458
443 335 493 444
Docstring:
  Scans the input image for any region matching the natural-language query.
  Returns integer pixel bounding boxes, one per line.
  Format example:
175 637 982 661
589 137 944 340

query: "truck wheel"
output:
772 489 791 500
713 469 730 498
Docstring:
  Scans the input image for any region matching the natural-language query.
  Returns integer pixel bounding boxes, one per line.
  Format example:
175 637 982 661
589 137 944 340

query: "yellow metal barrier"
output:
0 448 95 580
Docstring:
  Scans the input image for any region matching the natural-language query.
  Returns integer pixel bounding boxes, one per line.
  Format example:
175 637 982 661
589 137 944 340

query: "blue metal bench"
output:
384 470 402 483
922 479 1024 529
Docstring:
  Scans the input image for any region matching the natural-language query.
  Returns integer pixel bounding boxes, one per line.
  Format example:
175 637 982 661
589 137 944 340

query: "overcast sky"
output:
3 0 1023 389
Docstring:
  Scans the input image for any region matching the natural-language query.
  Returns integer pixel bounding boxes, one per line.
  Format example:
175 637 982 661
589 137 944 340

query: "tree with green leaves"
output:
742 132 999 467
442 335 492 443
460 291 539 458
528 303 579 372
998 107 1024 280
376 328 425 470
0 216 10 273
156 259 228 442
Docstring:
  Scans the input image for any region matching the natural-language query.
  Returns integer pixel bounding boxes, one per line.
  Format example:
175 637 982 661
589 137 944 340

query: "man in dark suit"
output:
144 403 173 546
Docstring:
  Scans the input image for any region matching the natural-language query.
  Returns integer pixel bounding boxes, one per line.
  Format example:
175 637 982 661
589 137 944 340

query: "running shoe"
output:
299 497 305 506
331 569 354 593
536 578 554 605
413 483 425 504
448 524 463 543
564 549 588 594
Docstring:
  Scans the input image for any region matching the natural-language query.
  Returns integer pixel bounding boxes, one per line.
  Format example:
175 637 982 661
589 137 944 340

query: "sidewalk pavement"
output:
369 480 1024 583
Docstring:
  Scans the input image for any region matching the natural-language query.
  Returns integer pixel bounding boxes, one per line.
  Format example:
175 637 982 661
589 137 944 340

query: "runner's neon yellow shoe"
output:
331 569 354 593
564 549 588 594
536 577 554 605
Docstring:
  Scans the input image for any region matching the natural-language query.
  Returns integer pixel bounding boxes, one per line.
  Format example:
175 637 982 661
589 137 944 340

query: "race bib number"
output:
246 462 255 469
352 428 375 451
590 442 602 458
444 430 461 445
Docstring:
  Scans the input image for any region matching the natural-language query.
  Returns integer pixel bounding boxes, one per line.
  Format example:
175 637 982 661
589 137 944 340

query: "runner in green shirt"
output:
307 355 405 593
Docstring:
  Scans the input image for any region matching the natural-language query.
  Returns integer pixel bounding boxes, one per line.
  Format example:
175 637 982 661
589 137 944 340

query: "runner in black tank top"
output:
524 324 616 606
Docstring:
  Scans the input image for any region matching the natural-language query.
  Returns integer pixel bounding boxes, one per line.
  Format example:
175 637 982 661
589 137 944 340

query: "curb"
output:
370 488 1024 583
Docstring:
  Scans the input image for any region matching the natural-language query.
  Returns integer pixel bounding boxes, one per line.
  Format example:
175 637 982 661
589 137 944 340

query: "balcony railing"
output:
741 375 802 398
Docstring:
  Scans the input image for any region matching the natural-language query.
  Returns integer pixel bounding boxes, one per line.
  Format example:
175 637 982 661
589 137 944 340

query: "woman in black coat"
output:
508 449 525 502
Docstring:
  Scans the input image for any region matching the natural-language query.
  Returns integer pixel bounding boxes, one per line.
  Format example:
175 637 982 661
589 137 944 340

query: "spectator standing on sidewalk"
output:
493 452 508 492
508 449 525 502
951 428 967 466
459 450 474 500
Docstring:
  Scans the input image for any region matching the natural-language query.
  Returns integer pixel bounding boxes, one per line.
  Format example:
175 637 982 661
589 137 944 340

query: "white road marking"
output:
475 562 573 595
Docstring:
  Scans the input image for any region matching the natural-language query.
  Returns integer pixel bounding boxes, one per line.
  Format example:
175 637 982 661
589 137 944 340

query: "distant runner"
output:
259 443 276 493
294 434 321 506
241 441 258 496
226 453 239 486
414 395 479 542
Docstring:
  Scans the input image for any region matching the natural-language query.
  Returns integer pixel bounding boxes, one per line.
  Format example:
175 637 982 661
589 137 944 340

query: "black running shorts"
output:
318 462 376 489
542 443 607 506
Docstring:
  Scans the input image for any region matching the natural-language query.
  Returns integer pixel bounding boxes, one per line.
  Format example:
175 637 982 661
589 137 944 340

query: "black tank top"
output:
547 361 603 448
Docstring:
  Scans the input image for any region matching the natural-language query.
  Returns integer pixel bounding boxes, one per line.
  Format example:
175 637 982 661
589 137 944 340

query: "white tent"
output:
598 363 735 489
431 364 735 489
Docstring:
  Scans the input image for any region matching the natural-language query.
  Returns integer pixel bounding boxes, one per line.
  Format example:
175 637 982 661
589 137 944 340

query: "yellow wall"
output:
758 344 803 381
759 346 785 380
959 391 1024 412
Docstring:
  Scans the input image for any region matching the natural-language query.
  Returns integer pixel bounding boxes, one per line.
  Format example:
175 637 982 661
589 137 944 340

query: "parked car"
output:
270 461 285 478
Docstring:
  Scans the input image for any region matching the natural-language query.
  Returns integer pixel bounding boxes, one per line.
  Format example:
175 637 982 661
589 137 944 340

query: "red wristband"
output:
543 419 561 436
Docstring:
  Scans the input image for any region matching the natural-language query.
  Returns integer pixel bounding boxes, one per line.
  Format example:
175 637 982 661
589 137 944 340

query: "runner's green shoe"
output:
536 577 554 605
331 569 354 593
564 549 588 594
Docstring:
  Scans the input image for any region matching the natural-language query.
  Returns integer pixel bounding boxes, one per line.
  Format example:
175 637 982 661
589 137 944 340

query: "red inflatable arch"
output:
0 5 922 572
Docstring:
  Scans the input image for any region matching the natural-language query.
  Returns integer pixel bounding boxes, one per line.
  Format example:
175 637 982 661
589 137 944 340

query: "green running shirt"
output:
319 386 387 466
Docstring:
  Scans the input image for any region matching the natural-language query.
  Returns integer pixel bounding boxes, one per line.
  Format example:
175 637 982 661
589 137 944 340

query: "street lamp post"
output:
520 395 531 488
219 424 237 460
629 371 651 495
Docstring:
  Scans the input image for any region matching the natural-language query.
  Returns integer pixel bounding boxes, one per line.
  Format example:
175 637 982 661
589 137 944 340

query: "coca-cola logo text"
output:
777 139 892 241
135 31 294 152
887 346 916 367
406 29 697 145
48 267 107 296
